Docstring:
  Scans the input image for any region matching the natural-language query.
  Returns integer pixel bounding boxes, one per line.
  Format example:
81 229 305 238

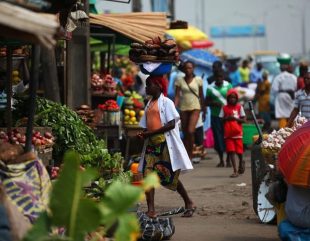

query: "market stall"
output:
87 12 170 160
0 1 59 164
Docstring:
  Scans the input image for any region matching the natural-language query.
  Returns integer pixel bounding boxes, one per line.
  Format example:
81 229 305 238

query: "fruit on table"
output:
123 109 138 125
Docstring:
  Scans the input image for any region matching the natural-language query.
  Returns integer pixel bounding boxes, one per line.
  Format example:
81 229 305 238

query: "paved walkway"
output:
139 149 279 241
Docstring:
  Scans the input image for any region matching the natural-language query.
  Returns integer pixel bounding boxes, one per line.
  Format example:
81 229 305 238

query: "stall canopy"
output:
89 12 168 43
0 2 59 48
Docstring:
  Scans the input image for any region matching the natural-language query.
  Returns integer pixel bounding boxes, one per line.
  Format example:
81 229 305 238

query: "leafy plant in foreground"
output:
23 151 159 241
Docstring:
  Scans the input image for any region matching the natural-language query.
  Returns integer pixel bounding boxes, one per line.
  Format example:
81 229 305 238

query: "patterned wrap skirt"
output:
143 134 180 191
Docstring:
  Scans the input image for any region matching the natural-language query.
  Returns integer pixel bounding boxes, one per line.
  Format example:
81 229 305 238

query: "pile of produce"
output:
98 100 120 125
0 128 54 147
123 108 144 126
91 73 104 93
91 74 118 96
123 90 144 110
129 36 179 62
102 74 117 96
98 99 119 112
262 116 308 153
31 97 124 171
75 104 95 125
122 90 145 126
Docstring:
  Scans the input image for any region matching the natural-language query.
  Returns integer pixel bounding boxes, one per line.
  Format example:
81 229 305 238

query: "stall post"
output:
25 45 40 152
5 46 13 136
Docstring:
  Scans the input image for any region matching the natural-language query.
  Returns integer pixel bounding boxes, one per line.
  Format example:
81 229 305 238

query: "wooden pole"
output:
25 45 40 153
5 46 12 137
41 47 61 102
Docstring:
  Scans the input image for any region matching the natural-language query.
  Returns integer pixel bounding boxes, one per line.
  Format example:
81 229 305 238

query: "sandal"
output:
230 173 239 178
181 207 196 218
216 162 224 167
159 206 185 217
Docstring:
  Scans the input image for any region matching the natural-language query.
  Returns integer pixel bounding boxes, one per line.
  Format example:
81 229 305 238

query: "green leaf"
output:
73 199 102 241
50 151 99 241
100 181 141 226
142 172 160 191
23 212 50 241
115 213 140 241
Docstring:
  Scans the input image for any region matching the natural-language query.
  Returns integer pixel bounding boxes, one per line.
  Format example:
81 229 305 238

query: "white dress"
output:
139 94 193 172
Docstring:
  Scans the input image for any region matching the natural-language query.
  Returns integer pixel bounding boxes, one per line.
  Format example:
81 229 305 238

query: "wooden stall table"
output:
123 125 144 160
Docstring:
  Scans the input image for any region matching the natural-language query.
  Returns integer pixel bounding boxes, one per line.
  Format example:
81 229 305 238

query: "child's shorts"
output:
225 138 243 154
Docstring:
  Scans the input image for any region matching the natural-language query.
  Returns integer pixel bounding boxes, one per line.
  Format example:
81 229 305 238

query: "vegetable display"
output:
98 99 120 112
262 116 308 153
30 98 123 172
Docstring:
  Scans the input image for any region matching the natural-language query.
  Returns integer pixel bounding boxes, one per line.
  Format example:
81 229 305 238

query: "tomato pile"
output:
98 99 119 112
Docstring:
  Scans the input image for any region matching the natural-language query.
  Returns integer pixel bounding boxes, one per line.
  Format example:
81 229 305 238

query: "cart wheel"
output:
257 172 277 224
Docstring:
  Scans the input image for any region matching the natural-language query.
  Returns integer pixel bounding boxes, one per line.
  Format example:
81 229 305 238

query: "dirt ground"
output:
139 148 279 241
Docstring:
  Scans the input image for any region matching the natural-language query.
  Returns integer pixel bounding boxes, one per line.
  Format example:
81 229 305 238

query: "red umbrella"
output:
278 121 310 188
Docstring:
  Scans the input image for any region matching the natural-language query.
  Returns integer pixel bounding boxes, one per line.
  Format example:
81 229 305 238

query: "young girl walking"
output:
137 75 195 218
219 89 246 177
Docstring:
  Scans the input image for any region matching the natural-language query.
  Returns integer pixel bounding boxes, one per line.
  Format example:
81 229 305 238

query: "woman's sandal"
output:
181 207 196 218
230 173 239 178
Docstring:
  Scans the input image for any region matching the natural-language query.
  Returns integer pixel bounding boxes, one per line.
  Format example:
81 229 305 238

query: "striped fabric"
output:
294 89 310 120
0 159 51 223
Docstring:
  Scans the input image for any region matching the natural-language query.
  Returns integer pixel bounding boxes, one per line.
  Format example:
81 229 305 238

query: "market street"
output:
140 148 279 241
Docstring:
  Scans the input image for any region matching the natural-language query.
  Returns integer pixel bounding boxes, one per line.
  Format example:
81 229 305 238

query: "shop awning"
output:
89 12 168 43
0 2 59 48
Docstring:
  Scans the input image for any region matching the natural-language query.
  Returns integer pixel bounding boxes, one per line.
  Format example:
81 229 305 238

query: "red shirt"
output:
220 104 245 139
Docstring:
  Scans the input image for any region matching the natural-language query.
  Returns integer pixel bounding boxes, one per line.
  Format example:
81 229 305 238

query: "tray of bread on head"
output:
129 36 179 64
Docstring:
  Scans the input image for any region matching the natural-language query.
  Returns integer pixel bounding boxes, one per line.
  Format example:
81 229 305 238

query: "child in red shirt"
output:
219 89 246 177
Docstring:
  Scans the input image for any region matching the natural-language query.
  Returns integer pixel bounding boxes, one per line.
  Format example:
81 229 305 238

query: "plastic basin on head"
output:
140 63 173 75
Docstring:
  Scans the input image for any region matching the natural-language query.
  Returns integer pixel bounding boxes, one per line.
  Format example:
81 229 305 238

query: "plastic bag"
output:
204 128 214 148
137 212 175 241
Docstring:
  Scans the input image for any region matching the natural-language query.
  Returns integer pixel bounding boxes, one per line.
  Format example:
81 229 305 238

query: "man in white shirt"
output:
271 63 297 128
